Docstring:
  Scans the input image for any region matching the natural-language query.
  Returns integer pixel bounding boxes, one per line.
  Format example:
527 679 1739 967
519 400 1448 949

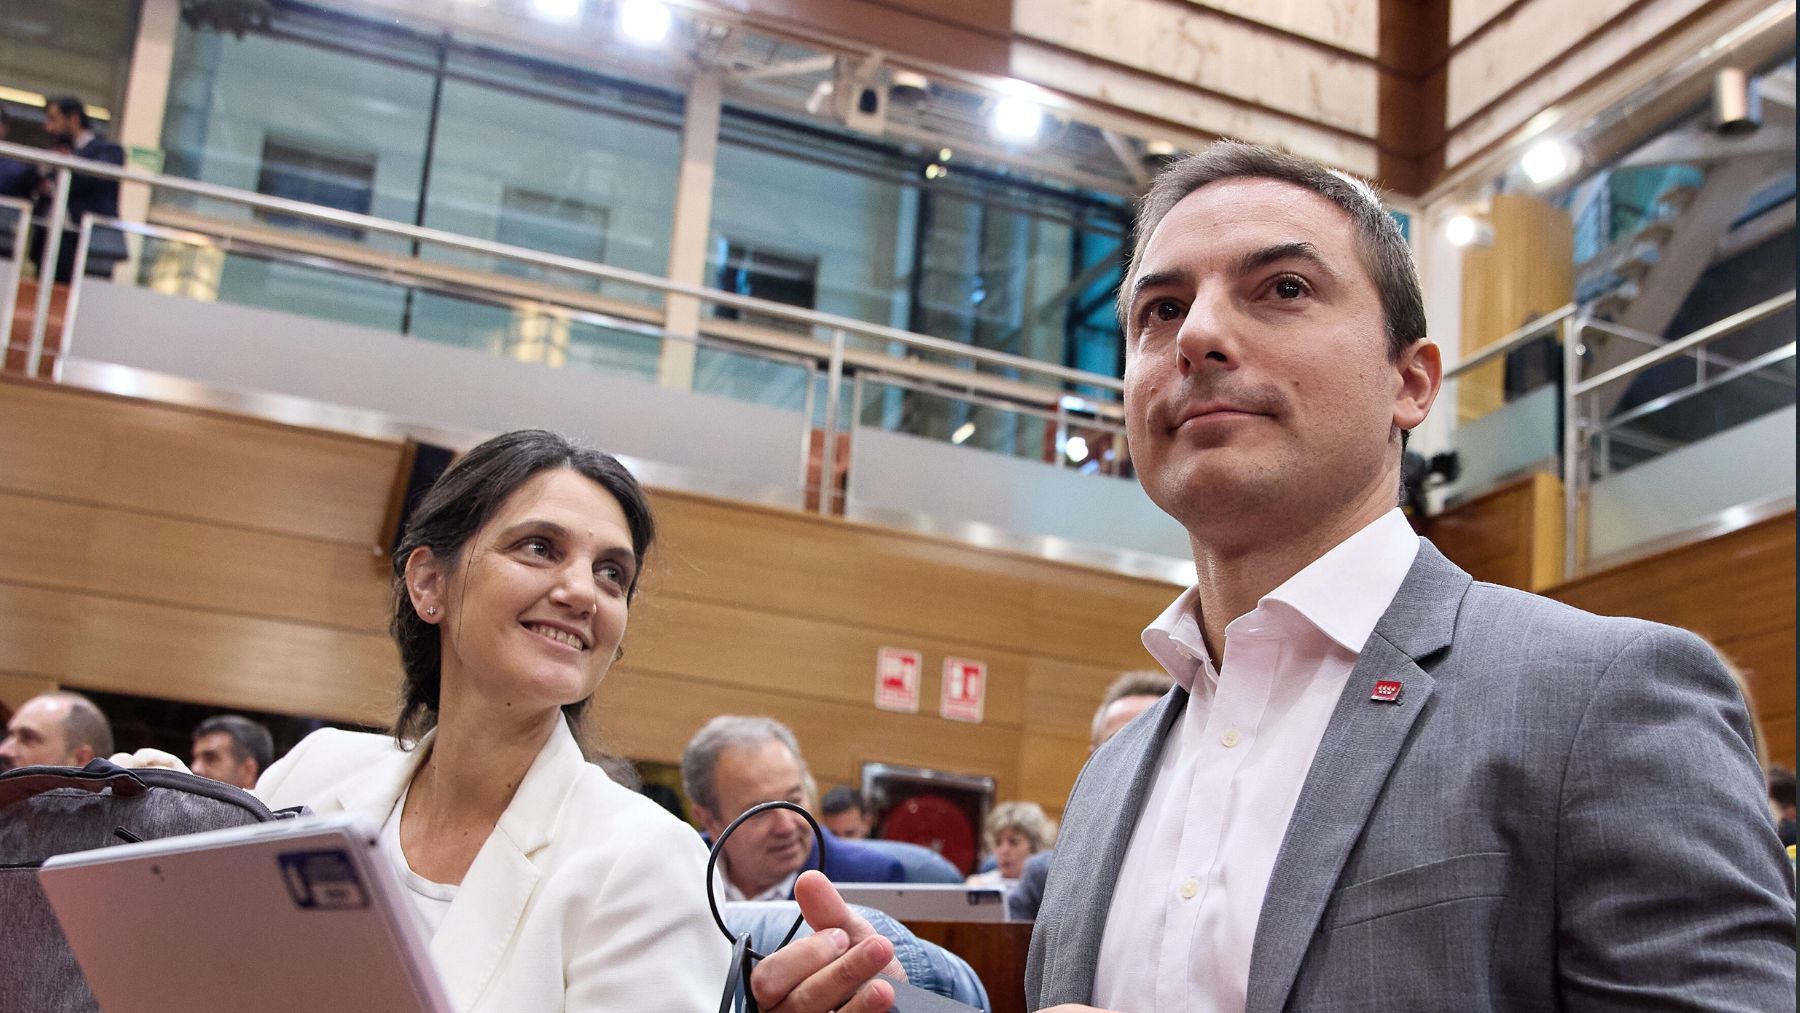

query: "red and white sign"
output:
875 647 923 713
939 657 987 723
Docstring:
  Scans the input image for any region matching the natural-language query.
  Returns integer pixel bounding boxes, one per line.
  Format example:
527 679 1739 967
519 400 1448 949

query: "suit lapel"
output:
427 721 580 1012
1040 687 1185 1005
1244 542 1471 1013
333 733 431 825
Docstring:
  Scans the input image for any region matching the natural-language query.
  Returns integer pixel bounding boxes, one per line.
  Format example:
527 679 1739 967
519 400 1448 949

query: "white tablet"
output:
38 813 451 1013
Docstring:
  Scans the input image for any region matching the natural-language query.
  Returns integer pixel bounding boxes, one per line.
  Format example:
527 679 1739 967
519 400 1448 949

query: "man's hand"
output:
107 748 190 773
750 870 906 1012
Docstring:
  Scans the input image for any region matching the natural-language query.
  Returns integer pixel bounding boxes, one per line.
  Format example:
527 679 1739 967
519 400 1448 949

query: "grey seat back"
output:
0 760 282 1013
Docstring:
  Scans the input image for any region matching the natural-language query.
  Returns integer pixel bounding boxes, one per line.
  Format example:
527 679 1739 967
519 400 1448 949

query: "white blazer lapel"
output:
427 721 583 1012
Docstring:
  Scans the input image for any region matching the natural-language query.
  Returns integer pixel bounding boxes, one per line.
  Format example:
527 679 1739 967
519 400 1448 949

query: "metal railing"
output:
0 140 1129 520
1444 289 1797 577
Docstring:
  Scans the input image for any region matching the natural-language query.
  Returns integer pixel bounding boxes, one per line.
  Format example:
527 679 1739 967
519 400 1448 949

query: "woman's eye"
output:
596 562 625 585
521 537 552 557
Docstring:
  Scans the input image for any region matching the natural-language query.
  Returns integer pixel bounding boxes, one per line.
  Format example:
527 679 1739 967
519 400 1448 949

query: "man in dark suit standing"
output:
748 141 1795 1013
31 95 125 283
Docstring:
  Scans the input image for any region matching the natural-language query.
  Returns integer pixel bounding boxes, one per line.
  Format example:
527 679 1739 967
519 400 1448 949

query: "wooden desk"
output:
903 920 1034 1013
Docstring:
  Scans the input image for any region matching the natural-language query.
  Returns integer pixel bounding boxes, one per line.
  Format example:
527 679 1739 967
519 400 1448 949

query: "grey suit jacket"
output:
1027 541 1796 1012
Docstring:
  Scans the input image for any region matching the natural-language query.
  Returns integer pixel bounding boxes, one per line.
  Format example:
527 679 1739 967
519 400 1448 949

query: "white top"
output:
1092 508 1420 1013
719 860 797 903
379 786 459 939
257 723 729 1013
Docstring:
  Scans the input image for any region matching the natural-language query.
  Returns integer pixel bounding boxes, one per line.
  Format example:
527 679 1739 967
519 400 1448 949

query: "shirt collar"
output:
1141 508 1420 688
717 857 799 903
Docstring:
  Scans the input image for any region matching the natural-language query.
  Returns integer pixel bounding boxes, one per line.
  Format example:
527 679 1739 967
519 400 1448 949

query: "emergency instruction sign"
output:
875 647 922 712
939 657 987 723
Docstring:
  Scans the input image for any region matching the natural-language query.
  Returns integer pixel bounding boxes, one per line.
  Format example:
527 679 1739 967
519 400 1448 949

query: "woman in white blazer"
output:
134 430 730 1011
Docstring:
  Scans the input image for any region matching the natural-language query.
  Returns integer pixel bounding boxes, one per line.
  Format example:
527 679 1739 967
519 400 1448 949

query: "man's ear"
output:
405 546 447 623
69 745 95 766
1393 337 1442 433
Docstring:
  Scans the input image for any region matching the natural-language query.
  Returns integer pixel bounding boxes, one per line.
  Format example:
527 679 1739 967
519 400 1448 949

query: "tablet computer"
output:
39 813 451 1013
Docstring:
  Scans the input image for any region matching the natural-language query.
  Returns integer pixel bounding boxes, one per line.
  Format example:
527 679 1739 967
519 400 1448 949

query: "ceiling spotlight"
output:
1520 138 1577 186
890 71 931 105
1713 66 1761 136
938 147 953 162
1444 213 1491 248
617 0 671 42
1065 436 1090 463
922 162 948 181
951 421 976 445
532 0 581 21
991 95 1045 144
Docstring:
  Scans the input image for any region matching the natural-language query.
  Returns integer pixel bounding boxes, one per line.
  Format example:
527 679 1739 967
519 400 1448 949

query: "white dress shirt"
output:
1092 509 1420 1013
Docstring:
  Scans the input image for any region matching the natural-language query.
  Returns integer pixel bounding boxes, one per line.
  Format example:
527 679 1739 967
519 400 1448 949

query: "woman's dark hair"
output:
389 429 655 747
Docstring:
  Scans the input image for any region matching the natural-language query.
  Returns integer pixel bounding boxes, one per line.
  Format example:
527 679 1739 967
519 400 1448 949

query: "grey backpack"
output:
0 759 291 1013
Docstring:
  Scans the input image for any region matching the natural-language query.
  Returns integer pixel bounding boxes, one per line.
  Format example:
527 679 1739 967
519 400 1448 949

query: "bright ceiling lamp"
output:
1444 212 1492 248
991 95 1045 144
618 0 672 43
1065 435 1090 463
1520 138 1577 186
951 422 976 444
532 0 581 21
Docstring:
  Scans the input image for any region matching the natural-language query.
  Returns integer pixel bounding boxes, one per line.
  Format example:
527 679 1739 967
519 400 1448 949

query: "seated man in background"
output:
681 716 905 900
0 692 114 773
819 785 872 839
189 714 275 790
1009 669 1174 919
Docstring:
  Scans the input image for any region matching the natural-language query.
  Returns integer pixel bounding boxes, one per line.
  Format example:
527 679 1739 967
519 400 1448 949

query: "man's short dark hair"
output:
1120 140 1426 363
1769 766 1796 809
47 96 91 129
1101 670 1174 711
194 714 274 773
57 692 113 758
820 785 863 817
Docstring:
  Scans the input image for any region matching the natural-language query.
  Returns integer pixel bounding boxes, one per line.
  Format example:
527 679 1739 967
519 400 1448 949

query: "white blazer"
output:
257 722 730 1013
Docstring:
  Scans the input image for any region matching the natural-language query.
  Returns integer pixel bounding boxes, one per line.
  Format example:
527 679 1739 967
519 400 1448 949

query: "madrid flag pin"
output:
1370 679 1404 704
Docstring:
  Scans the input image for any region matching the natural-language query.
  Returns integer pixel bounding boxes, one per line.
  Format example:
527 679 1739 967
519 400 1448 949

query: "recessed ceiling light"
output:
617 0 671 43
991 95 1044 144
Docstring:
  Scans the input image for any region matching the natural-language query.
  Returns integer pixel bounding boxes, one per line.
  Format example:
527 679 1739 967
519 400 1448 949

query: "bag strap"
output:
0 758 149 809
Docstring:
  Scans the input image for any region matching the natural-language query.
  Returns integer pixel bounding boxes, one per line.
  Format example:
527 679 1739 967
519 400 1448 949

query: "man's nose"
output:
1174 287 1239 373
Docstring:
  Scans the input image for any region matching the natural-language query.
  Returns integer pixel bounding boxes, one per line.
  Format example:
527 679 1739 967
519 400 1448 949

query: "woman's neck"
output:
415 699 561 824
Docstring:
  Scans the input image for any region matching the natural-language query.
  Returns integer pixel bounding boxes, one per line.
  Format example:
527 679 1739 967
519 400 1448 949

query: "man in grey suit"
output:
749 141 1795 1013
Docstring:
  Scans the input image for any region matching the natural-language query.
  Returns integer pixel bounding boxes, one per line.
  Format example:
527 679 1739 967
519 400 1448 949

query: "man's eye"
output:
1153 300 1182 321
1272 277 1307 299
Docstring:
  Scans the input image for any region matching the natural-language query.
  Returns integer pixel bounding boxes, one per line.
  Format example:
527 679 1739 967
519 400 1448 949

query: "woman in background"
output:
966 800 1056 887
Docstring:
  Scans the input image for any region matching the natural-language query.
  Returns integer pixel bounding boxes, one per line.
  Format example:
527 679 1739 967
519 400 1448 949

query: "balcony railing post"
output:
27 167 72 378
1 198 27 360
819 328 847 515
1561 316 1583 579
55 215 98 382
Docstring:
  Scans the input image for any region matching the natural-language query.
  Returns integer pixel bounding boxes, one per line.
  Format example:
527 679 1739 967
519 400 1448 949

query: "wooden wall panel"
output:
1422 472 1564 591
0 381 402 544
1456 194 1573 424
1548 513 1797 768
0 377 1180 815
0 492 389 633
599 669 1024 798
0 671 58 713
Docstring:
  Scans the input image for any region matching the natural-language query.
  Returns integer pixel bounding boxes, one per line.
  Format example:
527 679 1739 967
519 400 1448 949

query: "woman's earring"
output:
425 606 438 617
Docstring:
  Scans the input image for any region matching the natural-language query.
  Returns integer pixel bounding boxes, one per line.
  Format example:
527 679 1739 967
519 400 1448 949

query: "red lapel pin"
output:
1370 679 1403 704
